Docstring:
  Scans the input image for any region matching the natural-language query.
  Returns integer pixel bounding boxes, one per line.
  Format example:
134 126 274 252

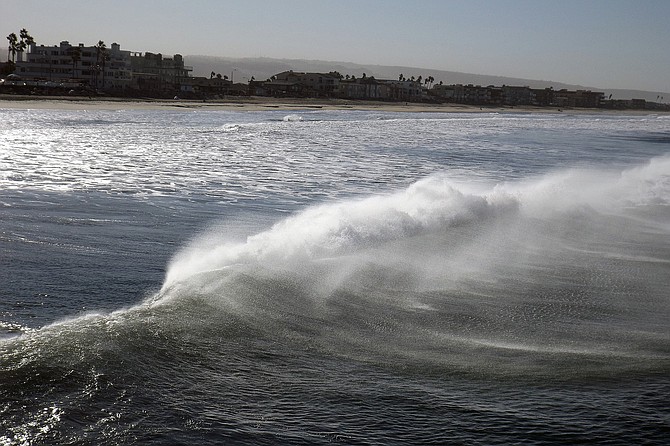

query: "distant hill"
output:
186 55 668 102
2 47 664 102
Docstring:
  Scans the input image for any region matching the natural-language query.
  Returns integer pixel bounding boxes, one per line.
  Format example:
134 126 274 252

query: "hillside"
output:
187 55 668 102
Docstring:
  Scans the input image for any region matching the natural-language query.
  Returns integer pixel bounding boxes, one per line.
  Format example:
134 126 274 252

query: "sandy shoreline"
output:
0 94 663 114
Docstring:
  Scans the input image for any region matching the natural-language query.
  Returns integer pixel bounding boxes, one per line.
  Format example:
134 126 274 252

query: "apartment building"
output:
273 71 340 97
12 41 190 94
339 77 386 99
15 41 132 90
129 52 192 93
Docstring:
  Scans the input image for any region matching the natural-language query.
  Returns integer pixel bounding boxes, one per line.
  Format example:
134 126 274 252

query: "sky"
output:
3 0 669 92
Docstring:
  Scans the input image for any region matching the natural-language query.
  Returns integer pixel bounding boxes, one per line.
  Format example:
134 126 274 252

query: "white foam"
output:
162 175 520 289
162 155 670 293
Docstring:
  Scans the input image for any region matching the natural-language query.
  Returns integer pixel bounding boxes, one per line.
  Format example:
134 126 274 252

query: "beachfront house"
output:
272 71 340 97
338 76 386 100
14 41 132 91
129 52 192 95
10 40 191 95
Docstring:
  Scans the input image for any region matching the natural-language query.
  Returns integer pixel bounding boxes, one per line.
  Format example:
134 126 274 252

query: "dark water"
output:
1 110 669 444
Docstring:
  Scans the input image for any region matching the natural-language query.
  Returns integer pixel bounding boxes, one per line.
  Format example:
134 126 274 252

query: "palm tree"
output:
100 48 110 89
94 40 107 89
6 33 18 63
15 28 35 60
17 29 34 62
70 46 82 79
19 29 34 44
6 29 34 64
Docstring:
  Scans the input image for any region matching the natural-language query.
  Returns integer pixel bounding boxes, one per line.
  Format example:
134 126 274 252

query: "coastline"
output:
0 94 663 114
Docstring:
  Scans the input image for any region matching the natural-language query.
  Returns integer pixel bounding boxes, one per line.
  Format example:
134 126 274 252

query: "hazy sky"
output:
4 0 669 91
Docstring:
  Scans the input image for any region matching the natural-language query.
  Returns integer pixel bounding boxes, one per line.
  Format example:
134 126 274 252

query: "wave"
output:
282 114 304 122
159 155 669 372
163 155 670 287
3 157 669 380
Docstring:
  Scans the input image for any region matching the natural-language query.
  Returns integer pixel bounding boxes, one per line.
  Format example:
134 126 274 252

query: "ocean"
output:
0 108 668 445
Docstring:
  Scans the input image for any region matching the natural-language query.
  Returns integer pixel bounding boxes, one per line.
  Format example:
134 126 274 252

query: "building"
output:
182 76 232 97
378 79 424 101
300 72 340 97
11 41 191 94
430 83 456 101
438 84 491 104
429 83 605 108
129 52 192 94
501 86 534 105
531 88 554 106
14 41 132 90
338 76 386 100
272 71 340 97
552 89 604 108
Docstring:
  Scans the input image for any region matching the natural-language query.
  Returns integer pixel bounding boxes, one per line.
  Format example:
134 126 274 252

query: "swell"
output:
161 156 670 375
1 159 669 443
2 157 668 380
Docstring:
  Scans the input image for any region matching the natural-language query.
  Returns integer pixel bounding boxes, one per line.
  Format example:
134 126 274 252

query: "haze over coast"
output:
187 55 668 102
2 46 666 102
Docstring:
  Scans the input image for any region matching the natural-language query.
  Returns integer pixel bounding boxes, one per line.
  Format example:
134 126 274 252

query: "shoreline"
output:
0 94 664 115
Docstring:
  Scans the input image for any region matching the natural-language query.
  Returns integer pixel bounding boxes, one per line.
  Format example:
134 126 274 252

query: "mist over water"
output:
157 158 669 375
0 109 668 444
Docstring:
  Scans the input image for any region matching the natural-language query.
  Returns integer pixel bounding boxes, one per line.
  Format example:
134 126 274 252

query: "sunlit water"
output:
1 108 669 444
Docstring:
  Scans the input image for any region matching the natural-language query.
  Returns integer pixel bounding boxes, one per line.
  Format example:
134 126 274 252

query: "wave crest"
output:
162 175 520 289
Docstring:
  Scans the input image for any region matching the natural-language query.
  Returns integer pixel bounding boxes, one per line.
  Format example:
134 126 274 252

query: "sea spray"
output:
162 155 670 293
5 158 666 371
161 175 520 291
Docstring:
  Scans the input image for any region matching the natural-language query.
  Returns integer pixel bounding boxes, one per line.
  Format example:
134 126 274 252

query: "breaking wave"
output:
2 156 669 380
2 156 669 444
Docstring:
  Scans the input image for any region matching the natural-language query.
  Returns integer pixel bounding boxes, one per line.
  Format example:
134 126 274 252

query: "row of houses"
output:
3 43 431 102
243 71 426 101
4 40 666 110
188 72 606 108
430 83 605 108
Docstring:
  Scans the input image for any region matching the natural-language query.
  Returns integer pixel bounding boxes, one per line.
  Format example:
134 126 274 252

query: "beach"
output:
1 94 659 114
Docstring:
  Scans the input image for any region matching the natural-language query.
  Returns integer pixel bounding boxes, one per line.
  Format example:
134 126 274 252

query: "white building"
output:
14 41 132 90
